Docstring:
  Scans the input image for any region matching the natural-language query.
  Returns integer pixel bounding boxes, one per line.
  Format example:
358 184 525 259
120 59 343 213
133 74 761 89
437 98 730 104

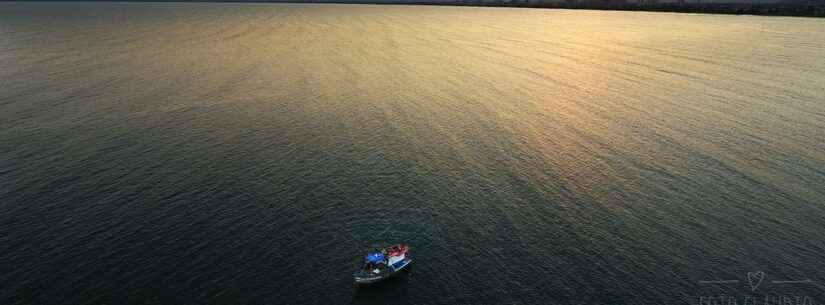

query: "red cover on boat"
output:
387 245 407 257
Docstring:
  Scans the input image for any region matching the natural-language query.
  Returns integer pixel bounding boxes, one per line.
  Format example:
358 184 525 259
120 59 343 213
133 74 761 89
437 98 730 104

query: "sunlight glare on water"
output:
1 3 824 305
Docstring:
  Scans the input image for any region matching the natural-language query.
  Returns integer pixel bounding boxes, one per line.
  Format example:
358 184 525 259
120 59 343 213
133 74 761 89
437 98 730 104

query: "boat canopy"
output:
365 252 385 263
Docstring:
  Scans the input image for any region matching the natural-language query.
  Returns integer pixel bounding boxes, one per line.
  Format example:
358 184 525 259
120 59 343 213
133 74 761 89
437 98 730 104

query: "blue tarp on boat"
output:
365 252 385 263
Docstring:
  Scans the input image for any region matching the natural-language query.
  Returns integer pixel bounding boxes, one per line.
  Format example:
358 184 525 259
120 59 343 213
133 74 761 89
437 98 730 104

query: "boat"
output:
353 244 412 285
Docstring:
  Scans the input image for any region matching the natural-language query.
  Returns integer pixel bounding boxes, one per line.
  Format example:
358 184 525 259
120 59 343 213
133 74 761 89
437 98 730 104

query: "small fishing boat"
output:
353 244 412 285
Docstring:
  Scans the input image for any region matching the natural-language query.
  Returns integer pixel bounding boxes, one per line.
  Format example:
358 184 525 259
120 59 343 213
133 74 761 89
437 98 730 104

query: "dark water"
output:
2 2 825 304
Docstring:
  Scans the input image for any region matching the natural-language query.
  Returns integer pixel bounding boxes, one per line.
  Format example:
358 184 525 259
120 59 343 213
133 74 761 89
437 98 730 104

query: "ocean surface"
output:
1 2 824 304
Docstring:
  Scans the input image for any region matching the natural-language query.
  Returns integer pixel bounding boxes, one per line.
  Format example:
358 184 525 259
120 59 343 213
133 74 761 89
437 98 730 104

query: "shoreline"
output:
3 0 825 17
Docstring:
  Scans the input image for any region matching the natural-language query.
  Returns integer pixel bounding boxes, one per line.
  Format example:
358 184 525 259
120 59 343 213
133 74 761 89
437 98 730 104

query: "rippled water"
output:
1 2 824 304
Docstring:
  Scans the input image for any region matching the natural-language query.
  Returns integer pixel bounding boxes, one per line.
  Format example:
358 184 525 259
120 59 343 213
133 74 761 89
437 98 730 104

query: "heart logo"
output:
747 271 765 291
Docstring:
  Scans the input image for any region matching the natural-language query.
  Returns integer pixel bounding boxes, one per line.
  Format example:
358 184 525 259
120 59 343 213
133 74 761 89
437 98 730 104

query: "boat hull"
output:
354 257 412 285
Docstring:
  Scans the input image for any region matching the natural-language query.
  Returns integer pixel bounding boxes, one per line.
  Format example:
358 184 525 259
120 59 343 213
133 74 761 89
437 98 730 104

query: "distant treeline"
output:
7 0 825 17
427 1 825 17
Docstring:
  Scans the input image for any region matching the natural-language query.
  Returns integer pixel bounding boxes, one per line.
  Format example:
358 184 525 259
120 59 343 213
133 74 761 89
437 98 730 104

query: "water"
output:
1 2 825 304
